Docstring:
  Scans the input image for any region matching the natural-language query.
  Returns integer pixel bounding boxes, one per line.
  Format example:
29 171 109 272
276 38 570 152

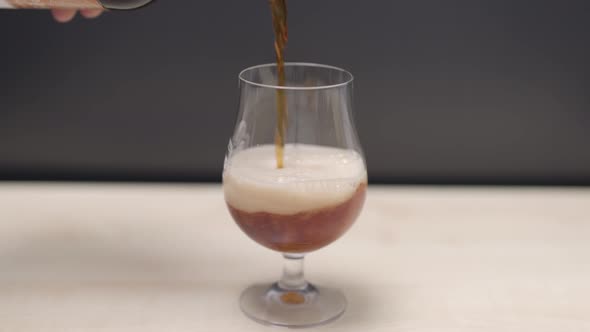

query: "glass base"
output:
239 282 346 328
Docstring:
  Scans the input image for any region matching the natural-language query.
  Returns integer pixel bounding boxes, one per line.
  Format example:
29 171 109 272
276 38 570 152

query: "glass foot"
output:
239 282 346 328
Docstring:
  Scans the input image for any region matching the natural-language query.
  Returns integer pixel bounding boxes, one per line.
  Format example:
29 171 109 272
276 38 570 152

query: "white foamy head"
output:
223 144 367 214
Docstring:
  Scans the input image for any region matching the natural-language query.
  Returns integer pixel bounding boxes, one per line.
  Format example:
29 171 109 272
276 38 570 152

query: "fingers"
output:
80 9 103 19
51 9 77 23
52 8 104 22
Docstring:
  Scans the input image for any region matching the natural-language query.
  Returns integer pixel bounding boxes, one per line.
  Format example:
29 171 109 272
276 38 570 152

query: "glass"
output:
223 63 367 328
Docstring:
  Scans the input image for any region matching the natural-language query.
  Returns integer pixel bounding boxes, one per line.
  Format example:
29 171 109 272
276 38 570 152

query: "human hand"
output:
51 8 103 23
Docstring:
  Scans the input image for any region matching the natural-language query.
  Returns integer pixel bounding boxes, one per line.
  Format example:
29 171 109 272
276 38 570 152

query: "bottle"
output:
0 0 153 10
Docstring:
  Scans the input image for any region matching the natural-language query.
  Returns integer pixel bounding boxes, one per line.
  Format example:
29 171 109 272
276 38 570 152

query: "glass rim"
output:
239 62 354 91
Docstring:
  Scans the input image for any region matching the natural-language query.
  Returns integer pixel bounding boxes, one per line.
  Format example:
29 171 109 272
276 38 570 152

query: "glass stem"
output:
278 253 308 290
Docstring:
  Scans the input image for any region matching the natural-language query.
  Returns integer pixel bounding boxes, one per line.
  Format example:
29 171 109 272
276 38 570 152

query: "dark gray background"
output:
0 0 589 184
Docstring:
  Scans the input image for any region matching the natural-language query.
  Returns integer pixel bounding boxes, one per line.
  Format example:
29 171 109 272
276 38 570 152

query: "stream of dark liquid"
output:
269 0 288 169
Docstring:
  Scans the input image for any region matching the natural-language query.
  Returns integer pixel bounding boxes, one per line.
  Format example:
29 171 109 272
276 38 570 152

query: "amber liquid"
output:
228 183 367 253
269 0 288 169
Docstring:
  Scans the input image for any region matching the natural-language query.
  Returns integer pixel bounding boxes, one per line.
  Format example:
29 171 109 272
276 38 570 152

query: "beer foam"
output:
223 144 367 214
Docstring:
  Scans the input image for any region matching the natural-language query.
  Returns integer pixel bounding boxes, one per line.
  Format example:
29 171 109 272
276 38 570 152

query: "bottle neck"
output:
99 0 153 10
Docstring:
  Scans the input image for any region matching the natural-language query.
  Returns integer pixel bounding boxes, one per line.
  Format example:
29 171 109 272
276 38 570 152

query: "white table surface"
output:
0 183 589 332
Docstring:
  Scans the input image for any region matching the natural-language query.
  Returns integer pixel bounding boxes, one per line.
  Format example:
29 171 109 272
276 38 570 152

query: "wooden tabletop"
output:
0 183 588 331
